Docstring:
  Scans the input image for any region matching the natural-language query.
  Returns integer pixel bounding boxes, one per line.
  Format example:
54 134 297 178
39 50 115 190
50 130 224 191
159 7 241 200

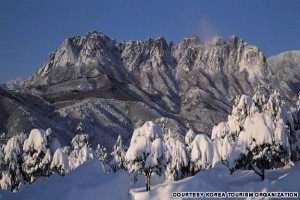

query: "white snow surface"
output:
131 162 300 200
1 160 300 200
0 159 130 200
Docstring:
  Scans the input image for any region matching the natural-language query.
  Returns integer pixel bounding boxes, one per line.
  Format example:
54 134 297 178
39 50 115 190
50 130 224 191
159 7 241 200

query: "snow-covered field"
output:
0 159 299 200
131 163 300 200
0 159 130 200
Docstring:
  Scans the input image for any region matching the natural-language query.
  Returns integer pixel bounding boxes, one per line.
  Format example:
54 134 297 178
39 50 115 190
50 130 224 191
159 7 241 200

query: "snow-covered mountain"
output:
267 50 300 103
5 77 26 91
1 31 299 149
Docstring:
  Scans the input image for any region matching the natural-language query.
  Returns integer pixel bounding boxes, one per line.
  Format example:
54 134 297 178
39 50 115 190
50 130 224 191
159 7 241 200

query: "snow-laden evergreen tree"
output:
71 131 89 149
231 94 253 128
263 90 287 122
110 135 126 172
228 113 291 180
145 137 167 191
44 128 62 155
252 86 268 113
0 142 9 190
189 134 213 174
287 93 300 161
75 121 84 134
22 129 52 183
95 144 107 163
0 133 26 191
51 148 70 176
165 136 189 180
163 127 183 143
211 88 296 180
69 133 94 170
185 129 196 146
125 121 164 191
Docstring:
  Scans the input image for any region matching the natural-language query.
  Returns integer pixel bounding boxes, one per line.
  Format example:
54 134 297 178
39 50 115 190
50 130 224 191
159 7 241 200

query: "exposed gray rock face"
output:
2 31 298 148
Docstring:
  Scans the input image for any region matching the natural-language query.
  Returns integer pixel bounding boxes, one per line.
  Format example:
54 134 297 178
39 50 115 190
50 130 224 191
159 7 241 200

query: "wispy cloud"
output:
198 18 218 40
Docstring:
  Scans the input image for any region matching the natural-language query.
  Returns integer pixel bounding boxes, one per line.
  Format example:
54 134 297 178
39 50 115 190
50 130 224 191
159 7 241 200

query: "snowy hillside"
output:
0 159 299 200
268 50 300 103
0 159 131 200
131 162 300 200
1 87 300 199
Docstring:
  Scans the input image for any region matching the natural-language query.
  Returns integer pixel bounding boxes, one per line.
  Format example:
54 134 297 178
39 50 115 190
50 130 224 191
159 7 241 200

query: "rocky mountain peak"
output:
3 31 299 151
20 31 275 134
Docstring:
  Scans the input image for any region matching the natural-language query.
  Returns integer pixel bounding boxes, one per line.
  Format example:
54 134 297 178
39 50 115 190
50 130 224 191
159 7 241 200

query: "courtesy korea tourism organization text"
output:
172 192 299 199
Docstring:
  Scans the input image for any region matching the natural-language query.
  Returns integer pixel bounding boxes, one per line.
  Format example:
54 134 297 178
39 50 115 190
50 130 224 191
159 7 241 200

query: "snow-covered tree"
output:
125 121 164 191
211 134 232 167
228 113 291 180
22 129 52 183
51 148 70 176
185 129 196 146
69 133 94 170
163 128 183 143
231 94 253 128
71 133 89 150
144 137 167 191
287 93 300 161
45 128 62 155
189 134 213 173
75 121 85 134
110 135 126 172
211 89 296 181
0 134 26 191
211 122 230 141
252 86 267 113
263 90 286 122
95 144 107 163
165 137 189 180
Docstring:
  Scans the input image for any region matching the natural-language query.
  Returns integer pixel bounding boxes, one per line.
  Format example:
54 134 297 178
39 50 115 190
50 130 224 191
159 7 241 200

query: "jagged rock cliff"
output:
2 31 299 148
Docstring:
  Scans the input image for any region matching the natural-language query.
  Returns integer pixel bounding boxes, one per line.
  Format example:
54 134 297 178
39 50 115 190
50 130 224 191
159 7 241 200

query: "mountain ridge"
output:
1 31 299 149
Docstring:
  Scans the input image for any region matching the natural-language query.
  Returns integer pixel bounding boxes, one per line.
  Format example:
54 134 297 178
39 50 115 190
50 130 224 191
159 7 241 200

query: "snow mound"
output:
0 159 130 200
131 162 300 200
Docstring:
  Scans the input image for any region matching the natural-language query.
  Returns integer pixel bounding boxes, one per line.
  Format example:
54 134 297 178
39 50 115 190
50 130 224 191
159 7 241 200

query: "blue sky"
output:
0 0 300 83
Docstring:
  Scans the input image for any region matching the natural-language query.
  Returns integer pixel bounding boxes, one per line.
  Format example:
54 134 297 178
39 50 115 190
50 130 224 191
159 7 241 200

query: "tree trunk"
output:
145 171 152 191
145 175 148 191
248 160 265 181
